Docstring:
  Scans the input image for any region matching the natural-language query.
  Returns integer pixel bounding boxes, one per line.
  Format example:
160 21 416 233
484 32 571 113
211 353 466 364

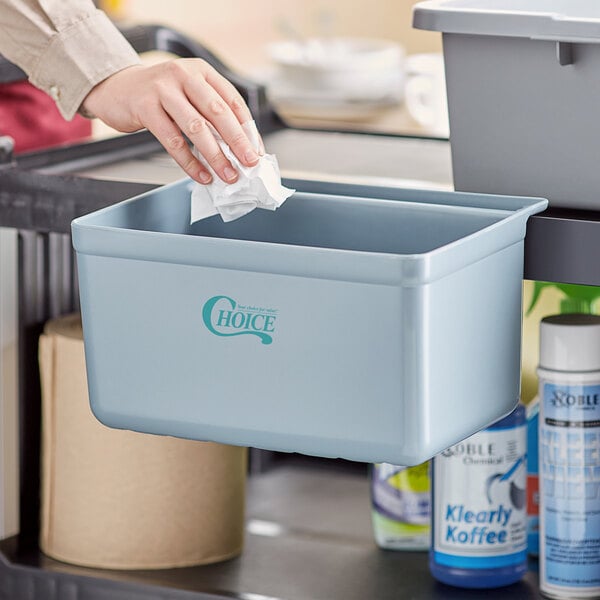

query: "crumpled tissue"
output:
190 120 294 223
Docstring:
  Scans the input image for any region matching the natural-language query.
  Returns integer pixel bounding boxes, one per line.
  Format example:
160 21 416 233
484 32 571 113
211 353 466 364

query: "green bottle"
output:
370 462 430 550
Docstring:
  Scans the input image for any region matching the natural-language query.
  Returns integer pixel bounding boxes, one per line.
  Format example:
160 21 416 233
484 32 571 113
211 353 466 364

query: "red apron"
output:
0 81 92 154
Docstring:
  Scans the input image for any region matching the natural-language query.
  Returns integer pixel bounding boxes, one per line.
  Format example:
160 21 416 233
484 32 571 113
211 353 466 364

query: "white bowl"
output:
267 37 405 104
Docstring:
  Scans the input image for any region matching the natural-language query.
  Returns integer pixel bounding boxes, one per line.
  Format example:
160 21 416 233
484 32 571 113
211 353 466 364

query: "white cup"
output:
405 53 449 138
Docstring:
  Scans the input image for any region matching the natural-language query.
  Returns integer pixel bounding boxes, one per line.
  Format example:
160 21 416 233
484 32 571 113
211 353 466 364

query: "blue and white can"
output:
430 404 528 588
538 314 600 599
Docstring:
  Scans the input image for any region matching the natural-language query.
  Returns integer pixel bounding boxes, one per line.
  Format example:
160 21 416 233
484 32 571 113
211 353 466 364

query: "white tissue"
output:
190 120 295 223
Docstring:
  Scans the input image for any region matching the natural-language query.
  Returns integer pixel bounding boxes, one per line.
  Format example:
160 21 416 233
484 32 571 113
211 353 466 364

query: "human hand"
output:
81 59 265 184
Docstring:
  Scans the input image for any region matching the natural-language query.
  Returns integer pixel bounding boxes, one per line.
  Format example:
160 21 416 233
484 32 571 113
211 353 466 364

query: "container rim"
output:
413 0 600 43
71 178 547 286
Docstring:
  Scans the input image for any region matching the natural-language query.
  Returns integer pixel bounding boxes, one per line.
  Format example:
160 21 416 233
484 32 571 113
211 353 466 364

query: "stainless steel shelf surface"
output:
0 459 542 600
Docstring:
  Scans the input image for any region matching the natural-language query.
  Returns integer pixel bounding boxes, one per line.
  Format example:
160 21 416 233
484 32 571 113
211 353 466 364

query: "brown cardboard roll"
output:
39 313 247 570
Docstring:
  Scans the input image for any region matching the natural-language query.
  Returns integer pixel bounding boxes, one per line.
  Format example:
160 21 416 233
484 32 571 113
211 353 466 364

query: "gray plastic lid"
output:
539 314 600 372
413 1 600 43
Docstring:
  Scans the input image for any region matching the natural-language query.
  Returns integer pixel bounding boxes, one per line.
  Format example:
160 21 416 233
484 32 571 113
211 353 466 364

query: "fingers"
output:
184 77 261 169
143 106 213 184
205 72 266 155
161 93 239 183
129 59 265 184
205 70 253 124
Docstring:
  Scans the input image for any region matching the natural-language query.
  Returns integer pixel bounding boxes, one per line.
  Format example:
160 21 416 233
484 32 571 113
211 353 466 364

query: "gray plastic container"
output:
71 178 546 465
413 0 600 210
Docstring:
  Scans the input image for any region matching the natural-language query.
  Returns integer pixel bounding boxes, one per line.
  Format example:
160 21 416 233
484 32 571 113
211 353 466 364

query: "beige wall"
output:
121 0 441 74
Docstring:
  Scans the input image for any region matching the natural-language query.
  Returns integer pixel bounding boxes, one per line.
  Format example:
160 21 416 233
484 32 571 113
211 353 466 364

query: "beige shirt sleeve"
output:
0 0 141 119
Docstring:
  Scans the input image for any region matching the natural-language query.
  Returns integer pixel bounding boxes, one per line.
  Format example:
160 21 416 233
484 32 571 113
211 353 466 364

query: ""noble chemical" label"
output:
433 424 527 569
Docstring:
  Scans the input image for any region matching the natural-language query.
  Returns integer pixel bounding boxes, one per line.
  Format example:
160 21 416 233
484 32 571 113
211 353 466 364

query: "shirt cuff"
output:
29 10 141 120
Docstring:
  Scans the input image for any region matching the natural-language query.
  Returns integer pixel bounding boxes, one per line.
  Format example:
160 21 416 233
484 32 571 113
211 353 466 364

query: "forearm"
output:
0 2 264 185
0 0 140 119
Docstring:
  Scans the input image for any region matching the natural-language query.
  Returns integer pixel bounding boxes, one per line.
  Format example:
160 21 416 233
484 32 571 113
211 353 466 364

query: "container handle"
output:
557 42 574 66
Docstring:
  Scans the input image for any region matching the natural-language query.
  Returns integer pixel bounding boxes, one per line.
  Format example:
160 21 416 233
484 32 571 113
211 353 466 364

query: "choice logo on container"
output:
202 295 277 345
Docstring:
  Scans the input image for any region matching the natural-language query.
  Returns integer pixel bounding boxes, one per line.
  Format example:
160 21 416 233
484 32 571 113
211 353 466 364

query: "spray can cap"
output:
539 314 600 372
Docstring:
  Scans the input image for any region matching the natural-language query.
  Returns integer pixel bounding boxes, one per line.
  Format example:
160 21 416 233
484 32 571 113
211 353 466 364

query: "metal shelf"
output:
524 206 600 286
0 458 542 600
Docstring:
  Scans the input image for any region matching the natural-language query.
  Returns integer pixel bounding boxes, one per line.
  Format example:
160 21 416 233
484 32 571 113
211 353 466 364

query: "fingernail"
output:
244 149 259 164
224 166 238 182
199 171 212 184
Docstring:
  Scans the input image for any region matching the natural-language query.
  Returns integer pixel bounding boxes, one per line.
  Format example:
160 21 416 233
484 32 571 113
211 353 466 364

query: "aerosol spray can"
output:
538 314 600 599
430 405 528 588
370 462 430 550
